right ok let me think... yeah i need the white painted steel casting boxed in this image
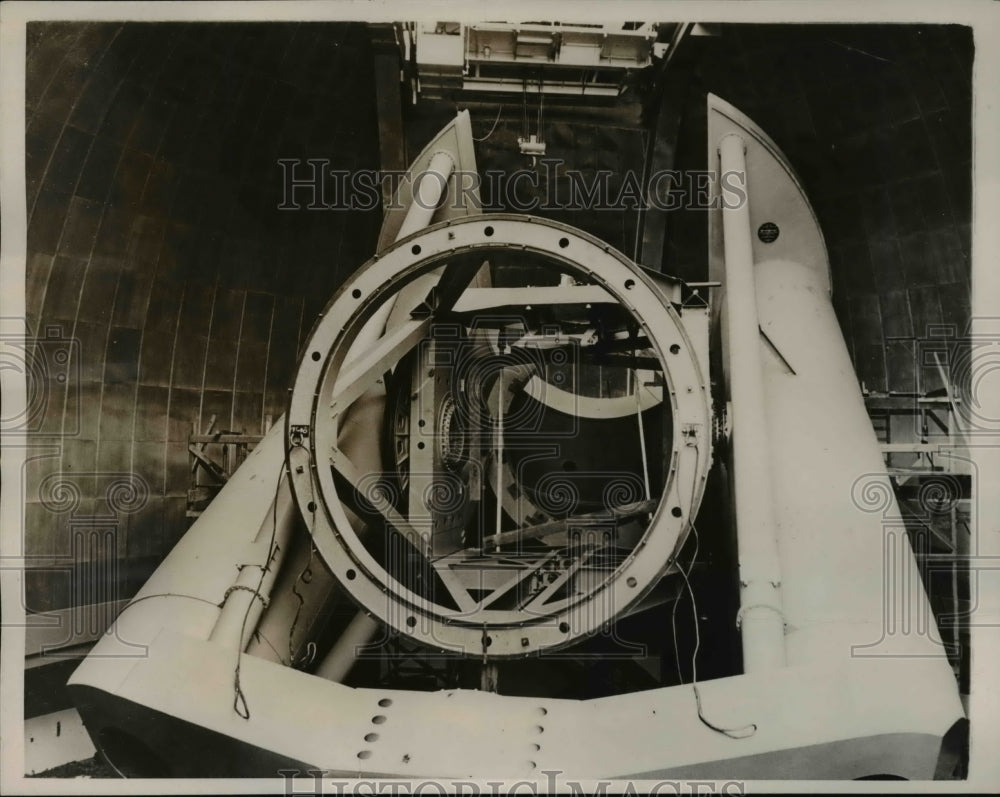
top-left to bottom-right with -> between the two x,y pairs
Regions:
65,103 -> 965,781
718,132 -> 787,672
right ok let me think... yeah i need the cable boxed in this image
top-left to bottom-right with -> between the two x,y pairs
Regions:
287,541 -> 315,667
287,437 -> 321,669
673,524 -> 757,739
671,441 -> 757,740
633,368 -> 651,500
116,592 -> 222,613
232,458 -> 286,720
473,104 -> 503,142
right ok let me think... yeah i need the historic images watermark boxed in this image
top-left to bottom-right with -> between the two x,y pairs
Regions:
0,320 -> 80,436
276,160 -> 748,214
279,770 -> 747,796
1,317 -> 151,655
21,471 -> 152,657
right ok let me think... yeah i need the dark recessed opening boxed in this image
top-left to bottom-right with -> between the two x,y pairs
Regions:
98,727 -> 172,778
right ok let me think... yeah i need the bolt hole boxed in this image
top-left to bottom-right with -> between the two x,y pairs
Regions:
411,244 -> 421,255
669,343 -> 681,355
624,279 -> 635,290
671,506 -> 683,518
559,622 -> 570,633
378,698 -> 393,707
418,419 -> 426,427
346,568 -> 356,580
365,733 -> 379,742
627,576 -> 637,587
372,715 -> 387,724
311,351 -> 321,361
351,288 -> 362,299
358,750 -> 372,760
484,226 -> 494,237
558,237 -> 569,248
307,501 -> 316,512
406,616 -> 417,627
417,441 -> 425,450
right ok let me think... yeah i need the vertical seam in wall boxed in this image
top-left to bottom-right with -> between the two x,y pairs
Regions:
120,27 -> 192,562
294,297 -> 305,364
126,27 -> 184,528
163,281 -> 186,490
259,295 -> 277,434
34,25 -> 124,450
88,27 -> 168,528
195,283 -> 219,434
36,26 -> 129,540
56,24 -> 145,495
229,291 -> 248,432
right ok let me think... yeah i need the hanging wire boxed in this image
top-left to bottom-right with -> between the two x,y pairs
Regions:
537,74 -> 544,137
116,592 -> 223,613
287,446 -> 321,668
287,539 -> 318,667
671,442 -> 758,739
232,459 -> 286,720
473,104 -> 503,142
633,128 -> 652,263
521,79 -> 529,141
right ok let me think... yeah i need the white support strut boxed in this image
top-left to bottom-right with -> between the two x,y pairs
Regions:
718,132 -> 787,671
317,150 -> 458,682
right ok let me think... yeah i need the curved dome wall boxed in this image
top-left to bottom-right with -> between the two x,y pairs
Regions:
24,22 -> 381,612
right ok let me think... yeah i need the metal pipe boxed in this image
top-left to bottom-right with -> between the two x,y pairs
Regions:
719,132 -> 787,671
382,150 -> 461,331
396,149 -> 456,239
210,477 -> 297,651
495,368 -> 504,550
341,151 -> 456,371
314,612 -> 381,682
634,369 -> 651,501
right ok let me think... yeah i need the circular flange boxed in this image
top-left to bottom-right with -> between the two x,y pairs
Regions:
286,214 -> 712,658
